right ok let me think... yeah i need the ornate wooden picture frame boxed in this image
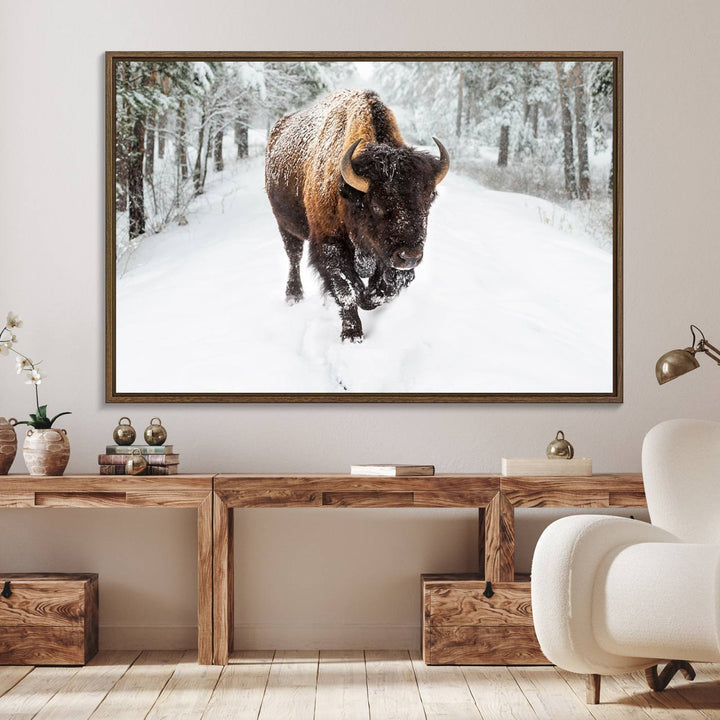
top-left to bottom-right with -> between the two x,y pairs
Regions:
106,51 -> 622,403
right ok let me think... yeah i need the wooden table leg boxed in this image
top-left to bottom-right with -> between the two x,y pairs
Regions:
197,493 -> 213,665
213,492 -> 234,665
484,492 -> 515,582
478,507 -> 486,577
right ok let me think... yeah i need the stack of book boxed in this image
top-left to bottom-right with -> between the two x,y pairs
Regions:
98,445 -> 180,475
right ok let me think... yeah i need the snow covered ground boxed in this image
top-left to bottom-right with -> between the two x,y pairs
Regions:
116,154 -> 613,394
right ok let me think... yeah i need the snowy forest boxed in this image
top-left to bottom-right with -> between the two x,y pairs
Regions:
114,59 -> 615,259
112,58 -> 617,395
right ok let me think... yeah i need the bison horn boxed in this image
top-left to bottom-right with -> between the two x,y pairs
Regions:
341,139 -> 370,194
433,137 -> 450,185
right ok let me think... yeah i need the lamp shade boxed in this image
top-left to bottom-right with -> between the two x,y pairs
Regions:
655,348 -> 700,384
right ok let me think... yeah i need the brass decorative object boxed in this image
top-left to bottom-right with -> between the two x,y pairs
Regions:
144,417 -> 167,446
656,325 -> 720,384
112,416 -> 136,445
546,430 -> 574,459
125,449 -> 147,475
0,418 -> 18,475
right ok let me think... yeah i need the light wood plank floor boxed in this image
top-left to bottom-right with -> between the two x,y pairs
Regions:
0,651 -> 717,720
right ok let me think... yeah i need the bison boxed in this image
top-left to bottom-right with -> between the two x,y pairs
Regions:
265,89 -> 449,342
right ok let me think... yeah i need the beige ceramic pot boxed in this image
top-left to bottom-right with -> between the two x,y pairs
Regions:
0,417 -> 18,475
22,428 -> 70,476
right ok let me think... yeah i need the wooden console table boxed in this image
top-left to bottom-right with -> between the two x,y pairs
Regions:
0,473 -> 647,666
0,475 -> 214,665
212,473 -> 646,665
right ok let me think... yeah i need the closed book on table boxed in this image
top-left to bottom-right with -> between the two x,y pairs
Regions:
98,464 -> 179,475
350,464 -> 435,477
147,466 -> 179,475
98,453 -> 179,466
501,458 -> 592,476
0,573 -> 98,665
105,445 -> 174,455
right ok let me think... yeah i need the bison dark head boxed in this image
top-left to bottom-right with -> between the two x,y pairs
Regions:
338,138 -> 449,270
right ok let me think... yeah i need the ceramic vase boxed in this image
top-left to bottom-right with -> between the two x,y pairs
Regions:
22,428 -> 70,476
0,417 -> 18,475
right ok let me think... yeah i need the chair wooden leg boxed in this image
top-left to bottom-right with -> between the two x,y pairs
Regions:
586,674 -> 601,704
645,661 -> 696,692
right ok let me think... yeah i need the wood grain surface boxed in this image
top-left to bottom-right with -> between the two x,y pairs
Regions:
409,649 -> 483,719
425,626 -> 546,665
0,477 -> 214,665
213,493 -> 234,665
216,474 -> 502,508
197,494 -> 213,666
0,580 -> 86,627
501,474 -> 645,507
0,627 -> 88,665
427,580 -> 534,627
0,574 -> 98,666
4,651 -> 718,718
483,492 -> 515,582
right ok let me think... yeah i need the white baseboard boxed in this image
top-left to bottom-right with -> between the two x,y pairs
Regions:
99,624 -> 421,650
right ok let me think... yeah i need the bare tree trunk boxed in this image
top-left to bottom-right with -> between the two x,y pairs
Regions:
572,63 -> 591,200
201,122 -> 212,190
556,63 -> 578,199
235,105 -> 249,159
128,114 -> 146,239
115,64 -> 129,212
177,101 -> 188,181
157,112 -> 167,159
497,125 -> 510,166
213,128 -> 224,171
116,111 -> 129,212
530,104 -> 539,138
523,62 -> 540,140
464,85 -> 472,128
456,70 -> 465,138
145,114 -> 155,179
193,108 -> 207,194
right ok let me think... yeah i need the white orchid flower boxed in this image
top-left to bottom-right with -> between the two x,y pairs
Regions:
0,342 -> 9,356
25,368 -> 46,385
6,312 -> 22,329
16,356 -> 33,373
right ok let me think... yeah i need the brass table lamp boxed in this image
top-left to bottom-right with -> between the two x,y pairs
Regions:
656,325 -> 720,384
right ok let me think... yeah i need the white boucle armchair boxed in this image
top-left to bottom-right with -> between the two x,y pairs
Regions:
531,418 -> 720,704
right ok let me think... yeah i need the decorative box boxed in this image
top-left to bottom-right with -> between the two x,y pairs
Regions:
422,573 -> 548,665
0,573 -> 99,665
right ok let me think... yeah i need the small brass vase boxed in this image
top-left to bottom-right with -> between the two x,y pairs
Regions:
546,430 -> 574,459
113,417 -> 136,446
144,417 -> 167,446
125,449 -> 147,475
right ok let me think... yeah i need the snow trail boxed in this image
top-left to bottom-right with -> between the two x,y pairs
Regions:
116,155 -> 612,394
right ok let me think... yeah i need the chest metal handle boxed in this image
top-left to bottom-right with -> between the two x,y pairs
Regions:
1,581 -> 11,599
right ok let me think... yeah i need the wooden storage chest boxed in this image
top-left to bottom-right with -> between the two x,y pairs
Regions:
422,573 -> 548,665
0,573 -> 98,665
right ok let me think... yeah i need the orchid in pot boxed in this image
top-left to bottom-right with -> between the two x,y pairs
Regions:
1,312 -> 72,475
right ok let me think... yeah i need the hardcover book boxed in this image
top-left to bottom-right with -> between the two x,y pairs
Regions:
98,453 -> 179,466
501,458 -> 592,476
105,445 -> 174,454
350,464 -> 435,477
98,464 -> 179,475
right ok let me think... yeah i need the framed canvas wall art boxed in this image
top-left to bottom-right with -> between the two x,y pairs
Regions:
106,51 -> 622,403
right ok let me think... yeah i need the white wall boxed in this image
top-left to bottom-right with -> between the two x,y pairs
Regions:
1,0 -> 719,649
